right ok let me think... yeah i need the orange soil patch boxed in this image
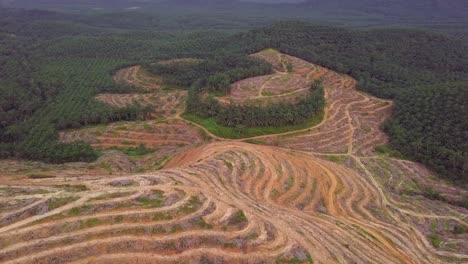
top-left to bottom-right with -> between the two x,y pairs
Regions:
2,52 -> 466,264
253,66 -> 392,156
60,120 -> 204,158
95,92 -> 185,119
1,142 -> 465,263
216,50 -> 326,106
0,151 -> 142,182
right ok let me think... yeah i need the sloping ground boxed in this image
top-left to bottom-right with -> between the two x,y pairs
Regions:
216,49 -> 327,106
97,65 -> 187,119
250,65 -> 392,156
60,65 -> 205,172
0,142 -> 466,263
0,151 -> 147,179
60,119 -> 204,154
1,51 -> 467,263
113,65 -> 162,91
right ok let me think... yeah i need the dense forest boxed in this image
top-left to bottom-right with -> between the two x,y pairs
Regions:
0,8 -> 467,181
3,0 -> 468,37
145,55 -> 272,89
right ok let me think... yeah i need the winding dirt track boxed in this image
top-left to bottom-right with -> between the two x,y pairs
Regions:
1,142 -> 466,263
1,50 -> 466,264
217,50 -> 325,106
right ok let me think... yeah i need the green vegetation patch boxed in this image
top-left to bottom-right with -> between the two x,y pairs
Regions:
27,174 -> 56,179
136,194 -> 164,208
325,155 -> 346,164
80,218 -> 102,229
48,196 -> 78,211
55,184 -> 89,192
182,111 -> 323,139
375,145 -> 405,159
110,144 -> 155,157
229,210 -> 248,226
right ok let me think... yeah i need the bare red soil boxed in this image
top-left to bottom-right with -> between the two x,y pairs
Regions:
217,50 -> 326,106
251,68 -> 392,156
1,50 -> 466,264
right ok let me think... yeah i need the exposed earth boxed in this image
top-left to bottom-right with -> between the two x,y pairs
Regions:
0,50 -> 466,264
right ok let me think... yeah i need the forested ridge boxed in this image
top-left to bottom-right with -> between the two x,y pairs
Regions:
0,9 -> 466,181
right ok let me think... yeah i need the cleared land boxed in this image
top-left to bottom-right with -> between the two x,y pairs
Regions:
98,65 -> 187,119
0,142 -> 466,263
216,49 -> 327,106
113,65 -> 162,91
60,119 -> 205,167
0,51 -> 466,264
251,66 -> 393,156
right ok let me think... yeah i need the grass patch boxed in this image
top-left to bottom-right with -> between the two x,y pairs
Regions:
429,233 -> 441,248
48,196 -> 77,210
196,217 -> 213,229
152,212 -> 173,221
67,207 -> 82,216
271,189 -> 280,198
182,111 -> 323,139
285,176 -> 294,190
80,218 -> 102,229
99,163 -> 112,173
90,192 -> 131,201
229,210 -> 247,225
137,196 -> 164,208
428,220 -> 442,248
375,145 -> 405,159
263,48 -> 279,55
154,156 -> 171,170
161,84 -> 185,91
111,144 -> 154,157
179,195 -> 202,213
27,174 -> 55,179
275,257 -> 302,264
421,186 -> 441,200
55,184 -> 89,192
325,155 -> 346,164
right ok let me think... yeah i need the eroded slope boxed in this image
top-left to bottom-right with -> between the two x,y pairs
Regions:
0,51 -> 466,264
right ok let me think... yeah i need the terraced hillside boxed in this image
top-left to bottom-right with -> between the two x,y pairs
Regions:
0,51 -> 466,264
250,64 -> 393,156
217,49 -> 327,106
0,142 -> 466,263
97,65 -> 187,119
